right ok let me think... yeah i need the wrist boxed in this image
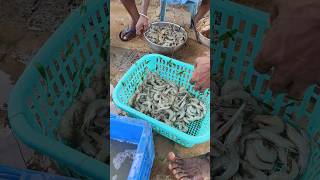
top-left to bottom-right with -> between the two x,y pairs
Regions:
140,10 -> 147,16
139,13 -> 149,20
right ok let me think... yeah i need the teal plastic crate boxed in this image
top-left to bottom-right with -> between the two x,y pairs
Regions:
8,0 -> 109,179
213,0 -> 320,179
112,54 -> 210,147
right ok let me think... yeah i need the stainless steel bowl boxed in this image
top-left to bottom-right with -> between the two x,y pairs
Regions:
198,31 -> 210,47
144,21 -> 188,55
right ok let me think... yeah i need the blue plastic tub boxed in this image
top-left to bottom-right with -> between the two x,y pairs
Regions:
0,165 -> 76,180
110,114 -> 155,180
112,54 -> 210,148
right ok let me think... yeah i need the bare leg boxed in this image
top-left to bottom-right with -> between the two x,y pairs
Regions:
120,0 -> 140,27
167,152 -> 210,180
194,0 -> 210,24
119,0 -> 140,40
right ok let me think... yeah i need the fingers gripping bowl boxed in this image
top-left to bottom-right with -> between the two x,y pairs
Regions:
144,22 -> 188,54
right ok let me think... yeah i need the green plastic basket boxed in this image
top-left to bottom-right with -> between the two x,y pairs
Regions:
112,54 -> 210,148
213,0 -> 320,179
8,0 -> 109,179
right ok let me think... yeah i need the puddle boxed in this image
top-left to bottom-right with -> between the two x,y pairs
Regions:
110,139 -> 137,180
0,70 -> 14,106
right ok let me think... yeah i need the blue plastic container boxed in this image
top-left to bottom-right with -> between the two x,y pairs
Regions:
0,165 -> 76,180
110,114 -> 155,180
112,54 -> 210,148
213,0 -> 320,179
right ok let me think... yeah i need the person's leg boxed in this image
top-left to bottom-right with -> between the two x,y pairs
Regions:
194,0 -> 210,24
167,152 -> 210,180
119,0 -> 140,40
120,0 -> 140,27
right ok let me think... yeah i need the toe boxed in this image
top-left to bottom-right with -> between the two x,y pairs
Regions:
168,152 -> 176,161
168,163 -> 180,170
167,152 -> 180,161
175,172 -> 189,180
168,152 -> 183,163
172,168 -> 184,175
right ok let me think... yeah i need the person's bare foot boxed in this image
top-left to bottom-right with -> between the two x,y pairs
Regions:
167,152 -> 210,180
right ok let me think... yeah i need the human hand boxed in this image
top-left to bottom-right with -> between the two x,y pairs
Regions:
136,16 -> 149,36
190,56 -> 210,92
254,0 -> 320,99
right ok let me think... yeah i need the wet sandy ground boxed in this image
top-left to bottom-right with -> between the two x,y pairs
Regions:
0,22 -> 53,172
0,23 -> 51,105
0,0 -> 76,175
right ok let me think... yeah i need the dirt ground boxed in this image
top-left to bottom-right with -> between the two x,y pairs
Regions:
0,0 -> 80,175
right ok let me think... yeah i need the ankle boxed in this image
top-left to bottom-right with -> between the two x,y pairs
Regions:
131,18 -> 139,28
130,21 -> 137,29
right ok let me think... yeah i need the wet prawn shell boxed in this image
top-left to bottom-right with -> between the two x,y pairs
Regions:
129,72 -> 207,133
144,22 -> 187,48
211,79 -> 310,179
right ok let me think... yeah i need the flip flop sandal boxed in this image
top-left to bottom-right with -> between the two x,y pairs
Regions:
119,27 -> 136,41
